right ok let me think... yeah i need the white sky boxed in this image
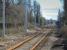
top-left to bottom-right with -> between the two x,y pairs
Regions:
36,0 -> 63,20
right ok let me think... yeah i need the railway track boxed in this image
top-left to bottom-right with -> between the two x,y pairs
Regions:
7,32 -> 50,50
7,33 -> 41,50
30,33 -> 48,50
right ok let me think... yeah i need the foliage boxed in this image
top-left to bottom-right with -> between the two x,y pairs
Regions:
39,16 -> 46,27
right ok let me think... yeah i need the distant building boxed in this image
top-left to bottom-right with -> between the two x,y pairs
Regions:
45,19 -> 56,28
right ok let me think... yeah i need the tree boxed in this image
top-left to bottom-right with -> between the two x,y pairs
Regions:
5,0 -> 25,34
0,0 -> 3,19
62,0 -> 67,25
39,16 -> 46,27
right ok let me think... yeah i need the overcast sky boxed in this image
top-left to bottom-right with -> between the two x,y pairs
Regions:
36,0 -> 63,20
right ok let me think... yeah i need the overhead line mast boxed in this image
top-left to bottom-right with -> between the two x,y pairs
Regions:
2,0 -> 5,37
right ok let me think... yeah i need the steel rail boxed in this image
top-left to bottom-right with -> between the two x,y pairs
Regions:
7,33 -> 40,50
30,33 -> 49,50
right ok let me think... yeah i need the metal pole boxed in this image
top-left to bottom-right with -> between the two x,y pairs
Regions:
2,0 -> 5,36
34,16 -> 36,29
33,7 -> 36,28
24,1 -> 28,33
